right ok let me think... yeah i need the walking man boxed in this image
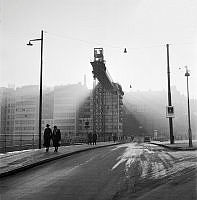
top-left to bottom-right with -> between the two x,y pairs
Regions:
43,124 -> 52,152
87,132 -> 92,145
52,126 -> 61,152
92,132 -> 97,145
112,133 -> 116,143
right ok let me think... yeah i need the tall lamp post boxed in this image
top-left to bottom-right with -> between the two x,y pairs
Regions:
27,30 -> 44,149
185,66 -> 193,147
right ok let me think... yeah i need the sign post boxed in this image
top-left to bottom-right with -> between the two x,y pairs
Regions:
166,106 -> 175,118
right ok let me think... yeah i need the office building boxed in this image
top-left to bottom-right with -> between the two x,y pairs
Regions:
53,83 -> 89,140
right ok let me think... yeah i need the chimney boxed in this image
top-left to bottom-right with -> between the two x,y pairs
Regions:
84,74 -> 87,87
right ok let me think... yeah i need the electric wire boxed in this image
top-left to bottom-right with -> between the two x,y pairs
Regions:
44,30 -> 197,51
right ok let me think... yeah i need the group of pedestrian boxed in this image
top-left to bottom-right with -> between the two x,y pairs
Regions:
87,132 -> 97,145
43,124 -> 61,152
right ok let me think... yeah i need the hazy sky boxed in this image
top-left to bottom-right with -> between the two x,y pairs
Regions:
1,0 -> 197,98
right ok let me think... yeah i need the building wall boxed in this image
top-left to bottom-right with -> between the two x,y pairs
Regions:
0,88 -> 6,136
77,82 -> 124,141
42,89 -> 54,131
14,86 -> 54,148
77,96 -> 92,139
104,89 -> 123,139
54,84 -> 89,140
14,86 -> 39,146
4,88 -> 15,146
0,87 -> 15,151
101,83 -> 123,140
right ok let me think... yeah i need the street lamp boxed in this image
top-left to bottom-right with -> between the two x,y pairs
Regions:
27,30 -> 44,149
184,66 -> 193,147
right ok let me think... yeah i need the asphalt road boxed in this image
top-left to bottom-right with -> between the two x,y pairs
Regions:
0,143 -> 197,200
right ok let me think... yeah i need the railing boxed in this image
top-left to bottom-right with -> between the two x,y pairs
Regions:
0,133 -> 128,153
0,134 -> 109,153
0,134 -> 39,153
0,134 -> 90,153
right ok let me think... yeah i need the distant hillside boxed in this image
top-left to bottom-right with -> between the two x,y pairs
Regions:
123,87 -> 197,140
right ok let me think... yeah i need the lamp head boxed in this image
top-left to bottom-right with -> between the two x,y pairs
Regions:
27,41 -> 33,46
184,66 -> 190,76
185,70 -> 190,77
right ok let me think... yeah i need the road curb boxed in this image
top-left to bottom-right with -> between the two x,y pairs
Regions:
0,142 -> 121,178
150,142 -> 197,151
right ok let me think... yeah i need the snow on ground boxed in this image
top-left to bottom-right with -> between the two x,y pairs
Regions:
111,143 -> 197,191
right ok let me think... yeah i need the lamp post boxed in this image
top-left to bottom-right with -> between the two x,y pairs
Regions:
185,66 -> 193,147
27,30 -> 43,149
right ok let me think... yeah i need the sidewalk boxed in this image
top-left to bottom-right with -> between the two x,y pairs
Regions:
0,141 -> 119,178
150,140 -> 197,151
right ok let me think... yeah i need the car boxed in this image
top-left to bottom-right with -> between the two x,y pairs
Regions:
144,136 -> 151,142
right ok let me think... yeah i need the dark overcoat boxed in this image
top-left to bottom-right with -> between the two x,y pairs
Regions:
87,132 -> 92,144
52,129 -> 61,147
43,127 -> 52,147
92,133 -> 97,142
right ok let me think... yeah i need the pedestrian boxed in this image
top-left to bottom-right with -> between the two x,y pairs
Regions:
92,132 -> 97,145
112,133 -> 116,143
43,124 -> 52,152
52,125 -> 61,152
87,132 -> 92,145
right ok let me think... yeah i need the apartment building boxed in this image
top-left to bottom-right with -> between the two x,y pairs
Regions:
42,88 -> 54,130
77,95 -> 92,139
53,83 -> 89,140
0,87 -> 15,151
14,86 -> 39,147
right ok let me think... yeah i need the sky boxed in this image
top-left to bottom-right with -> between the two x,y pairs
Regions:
0,0 -> 197,99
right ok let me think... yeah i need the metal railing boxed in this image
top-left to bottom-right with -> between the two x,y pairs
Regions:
0,134 -> 89,153
0,134 -> 39,153
0,133 -> 128,153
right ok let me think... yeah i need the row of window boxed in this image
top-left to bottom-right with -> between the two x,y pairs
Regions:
15,108 -> 36,112
57,126 -> 75,131
15,120 -> 35,125
54,119 -> 75,124
15,127 -> 35,131
15,102 -> 37,106
54,112 -> 75,118
15,114 -> 35,118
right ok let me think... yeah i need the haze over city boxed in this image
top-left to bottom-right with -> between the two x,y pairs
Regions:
1,0 -> 197,99
1,1 -> 197,200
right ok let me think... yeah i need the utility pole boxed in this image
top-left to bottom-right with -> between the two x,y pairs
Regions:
166,44 -> 174,144
185,67 -> 193,147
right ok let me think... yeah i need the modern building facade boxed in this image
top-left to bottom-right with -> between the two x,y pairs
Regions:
14,86 -> 39,148
0,87 -> 15,152
77,95 -> 92,139
42,88 -> 54,131
53,84 -> 89,141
